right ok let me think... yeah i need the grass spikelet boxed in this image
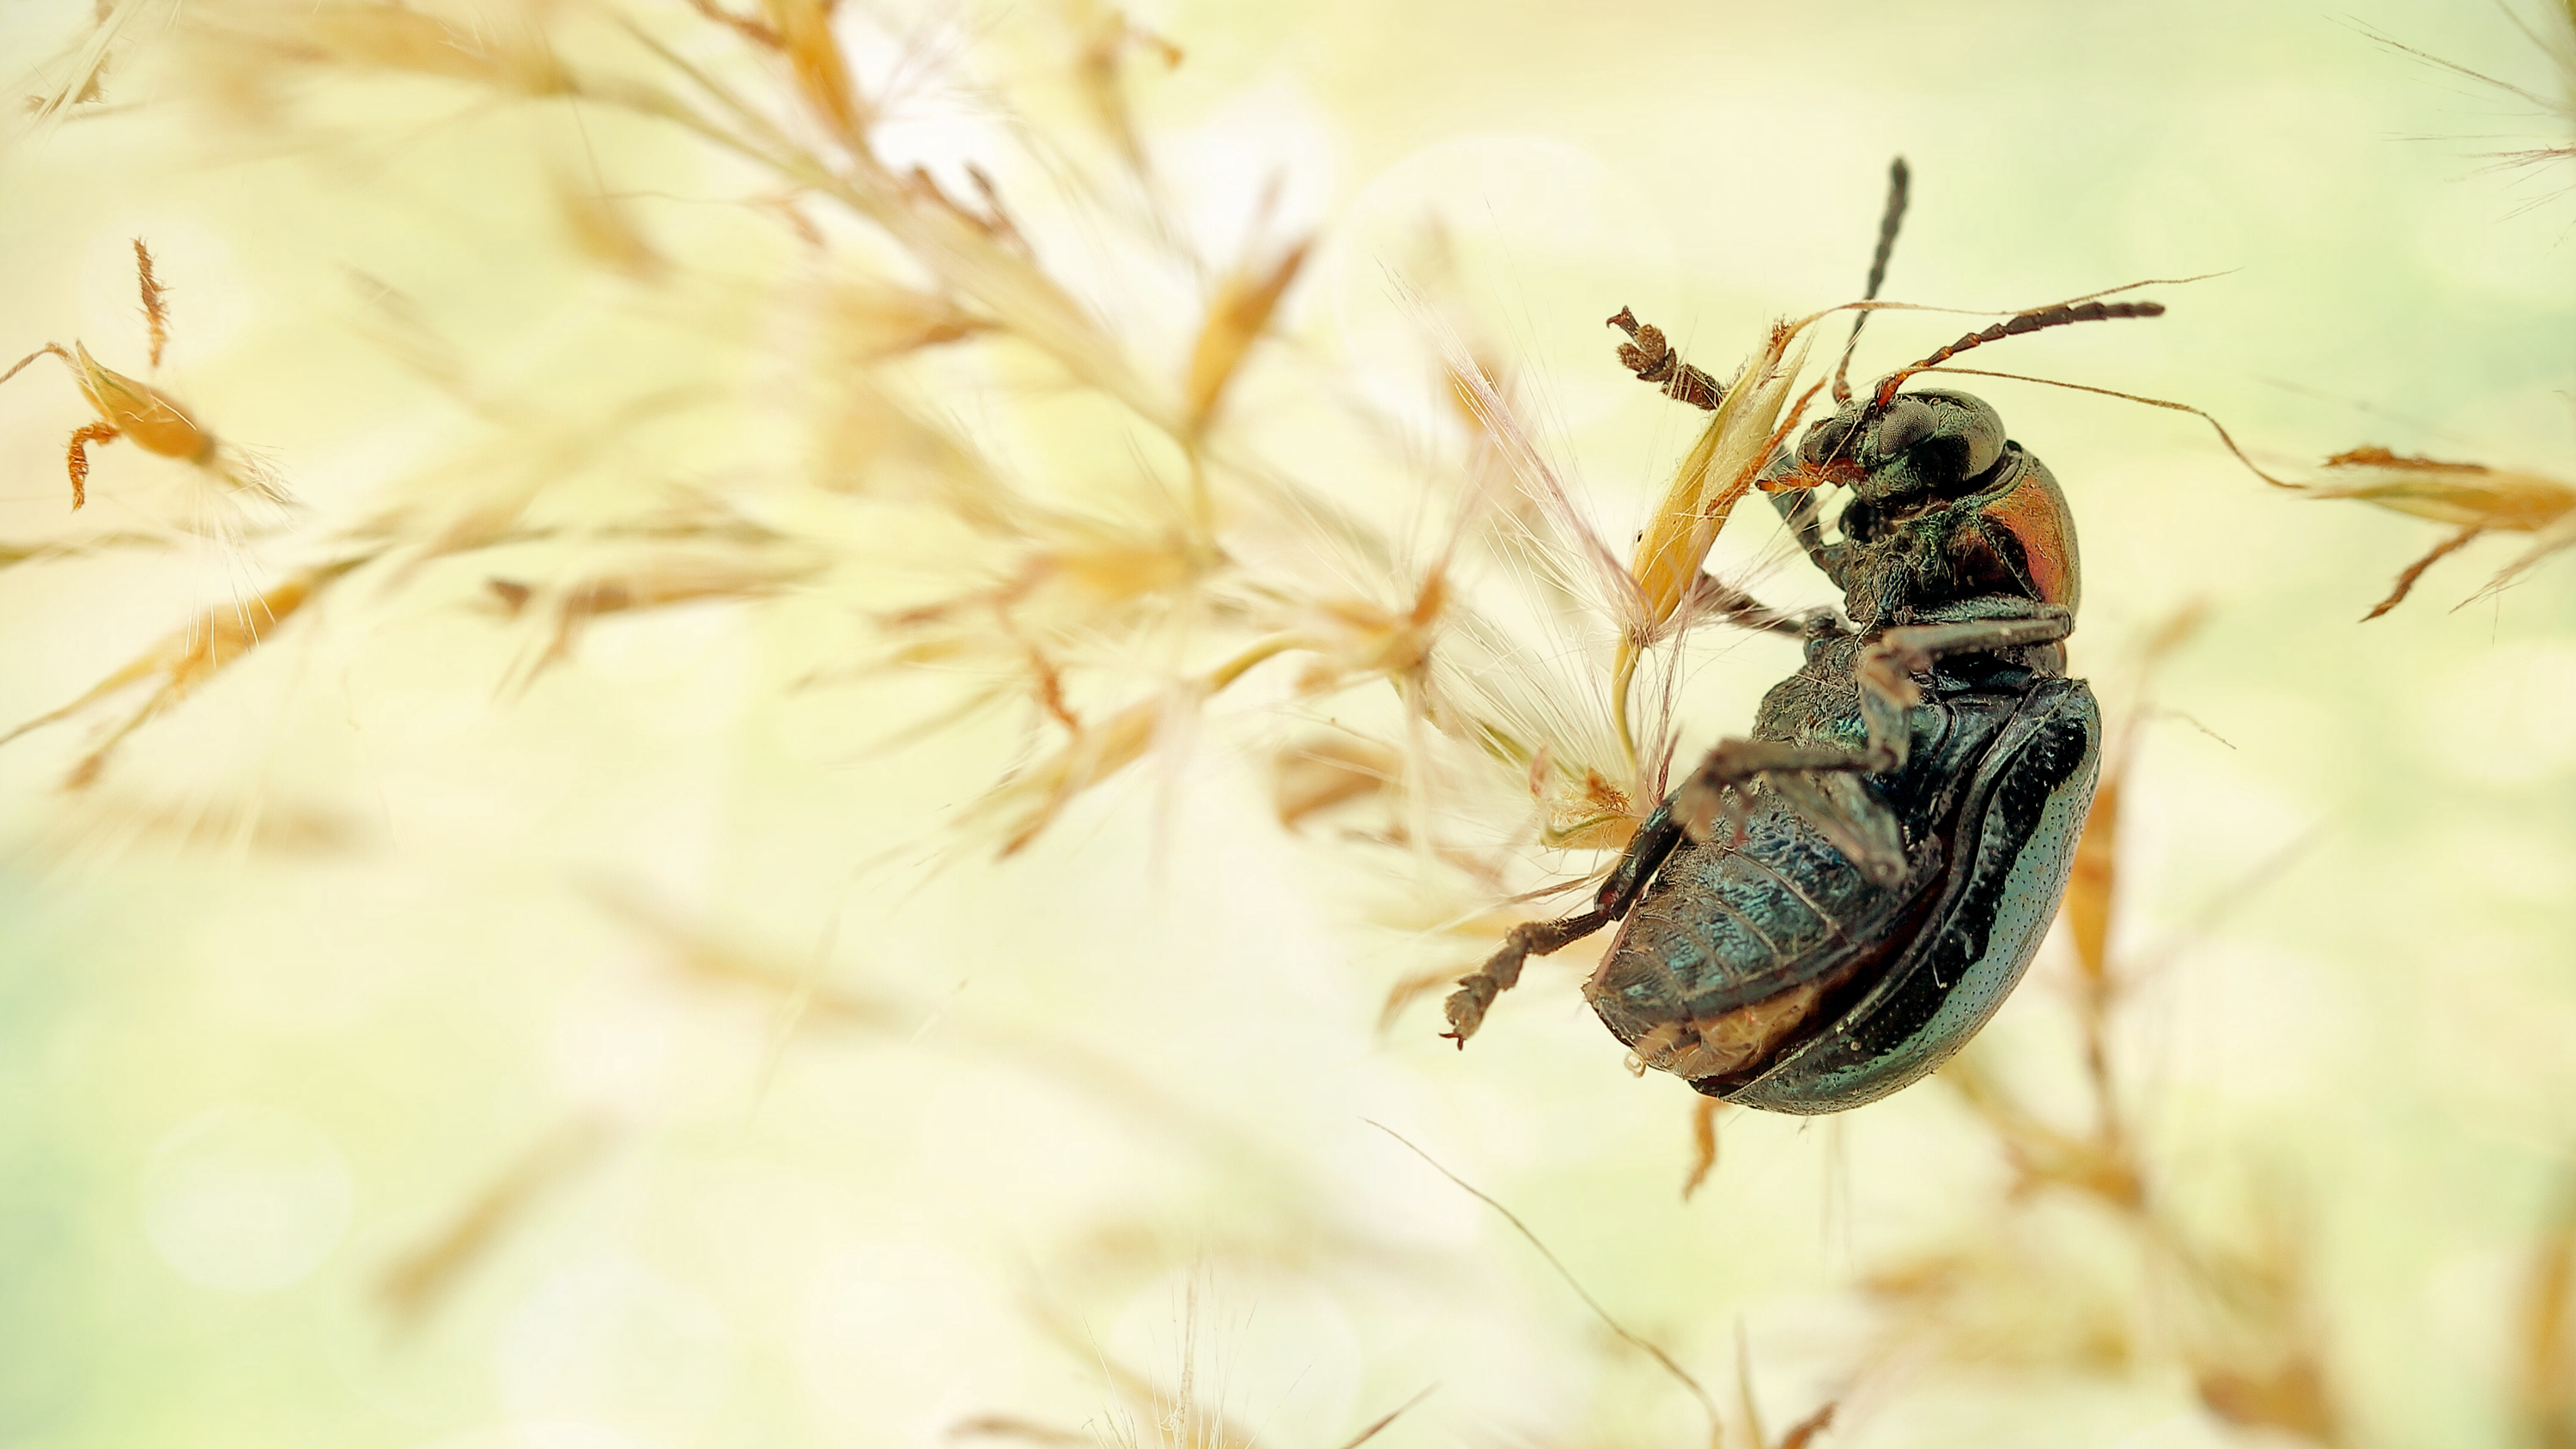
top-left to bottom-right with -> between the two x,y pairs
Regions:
1271,735 -> 1397,829
2514,1167 -> 2576,1448
67,343 -> 213,465
134,239 -> 170,368
1184,238 -> 1310,434
1615,317 -> 1819,760
986,635 -> 1300,856
1681,1096 -> 1724,1201
2293,446 -> 2576,616
1,561 -> 357,789
1625,319 -> 1814,646
0,243 -> 292,512
246,2 -> 575,96
1066,0 -> 1184,180
819,280 -> 991,363
586,882 -> 886,1018
53,791 -> 359,859
376,1119 -> 613,1331
547,165 -> 665,278
20,0 -> 165,118
484,545 -> 824,684
768,0 -> 868,142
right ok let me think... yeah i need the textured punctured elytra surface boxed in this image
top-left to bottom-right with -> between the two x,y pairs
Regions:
1720,683 -> 2100,1113
1587,671 -> 2099,1111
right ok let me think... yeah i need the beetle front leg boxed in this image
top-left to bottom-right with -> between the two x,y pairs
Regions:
1767,488 -> 1840,582
1696,577 -> 1814,638
1673,610 -> 2076,877
1443,802 -> 1686,1046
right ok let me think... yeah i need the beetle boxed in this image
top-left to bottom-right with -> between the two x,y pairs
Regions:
1439,168 -> 2157,1113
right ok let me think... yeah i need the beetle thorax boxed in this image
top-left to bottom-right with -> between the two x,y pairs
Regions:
1779,389 -> 2082,627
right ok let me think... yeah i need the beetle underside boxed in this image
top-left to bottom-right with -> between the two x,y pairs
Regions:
1583,815 -> 1926,1096
1610,957 -> 1857,1084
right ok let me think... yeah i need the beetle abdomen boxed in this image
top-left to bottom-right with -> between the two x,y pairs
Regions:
1583,794 -> 1941,1077
1718,677 -> 2101,1112
1582,678 -> 2099,1100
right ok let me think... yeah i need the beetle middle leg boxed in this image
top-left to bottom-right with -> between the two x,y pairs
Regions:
1674,610 -> 2075,878
1443,802 -> 1687,1046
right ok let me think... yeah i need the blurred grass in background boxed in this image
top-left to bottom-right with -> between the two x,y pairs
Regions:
0,2 -> 2572,1446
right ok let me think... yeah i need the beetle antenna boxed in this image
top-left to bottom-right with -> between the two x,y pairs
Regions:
1904,362 -> 2293,488
1830,155 -> 1909,405
1869,300 -> 2166,409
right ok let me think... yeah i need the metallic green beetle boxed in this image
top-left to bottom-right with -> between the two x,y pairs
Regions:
1443,379 -> 2104,1113
1438,160 -> 2148,1111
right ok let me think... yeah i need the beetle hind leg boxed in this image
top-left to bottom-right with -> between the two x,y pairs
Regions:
1443,907 -> 1614,1046
1444,801 -> 1686,1046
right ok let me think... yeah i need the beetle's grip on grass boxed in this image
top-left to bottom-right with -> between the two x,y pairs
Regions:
1443,908 -> 1614,1046
1443,807 -> 1686,1046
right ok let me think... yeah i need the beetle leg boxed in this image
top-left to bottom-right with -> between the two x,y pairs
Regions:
1443,801 -> 1686,1046
1594,798 -> 1686,916
1764,767 -> 1907,885
1673,610 -> 2076,882
1768,488 -> 1838,579
1694,577 -> 1809,637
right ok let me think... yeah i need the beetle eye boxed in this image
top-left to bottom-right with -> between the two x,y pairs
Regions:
1953,409 -> 2006,480
1868,397 -> 1936,460
1870,395 -> 2007,487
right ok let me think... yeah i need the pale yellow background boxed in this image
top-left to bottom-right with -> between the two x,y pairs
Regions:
0,2 -> 2571,1447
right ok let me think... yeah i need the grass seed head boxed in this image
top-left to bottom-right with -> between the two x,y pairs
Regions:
70,343 -> 214,463
1,562 -> 355,790
267,3 -> 576,95
1625,319 -> 1815,641
2300,446 -> 2576,615
1184,239 -> 1310,434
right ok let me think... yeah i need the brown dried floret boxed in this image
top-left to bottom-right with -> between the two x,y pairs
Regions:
0,560 -> 360,789
1272,736 -> 1397,829
2300,446 -> 2576,618
376,1119 -> 613,1331
486,546 -> 823,682
1184,237 -> 1310,433
0,242 -> 289,512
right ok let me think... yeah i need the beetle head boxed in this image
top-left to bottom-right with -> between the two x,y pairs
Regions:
1777,388 -> 2081,618
1801,389 -> 2006,507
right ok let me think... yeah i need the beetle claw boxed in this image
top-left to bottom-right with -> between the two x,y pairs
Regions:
1443,908 -> 1618,1046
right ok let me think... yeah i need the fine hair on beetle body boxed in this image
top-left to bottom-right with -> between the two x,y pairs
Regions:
1443,158 -> 2173,1115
